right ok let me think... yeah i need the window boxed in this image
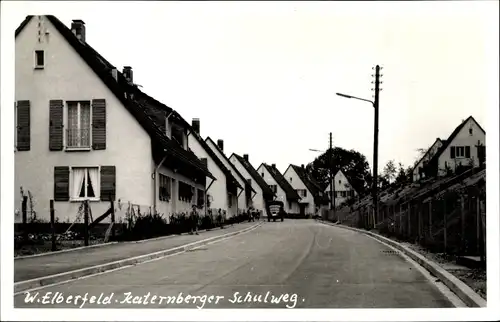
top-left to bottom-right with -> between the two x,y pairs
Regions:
469,128 -> 473,135
339,180 -> 341,184
171,124 -> 184,148
70,167 -> 99,200
35,50 -> 44,68
269,184 -> 278,194
450,146 -> 470,158
261,172 -> 264,178
197,189 -> 205,208
228,193 -> 233,208
296,189 -> 307,197
67,101 -> 91,148
159,174 -> 171,202
178,181 -> 194,202
289,177 -> 292,182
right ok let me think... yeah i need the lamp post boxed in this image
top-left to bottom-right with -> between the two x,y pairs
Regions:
336,65 -> 381,228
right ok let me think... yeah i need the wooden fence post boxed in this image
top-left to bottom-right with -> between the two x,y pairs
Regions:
443,197 -> 447,253
418,203 -> 422,241
476,196 -> 482,260
407,205 -> 411,239
111,197 -> 115,239
22,196 -> 28,240
50,200 -> 56,251
84,200 -> 89,246
460,195 -> 465,254
428,200 -> 433,239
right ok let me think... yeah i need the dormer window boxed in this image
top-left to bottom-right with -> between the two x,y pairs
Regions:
35,50 -> 44,69
171,124 -> 184,148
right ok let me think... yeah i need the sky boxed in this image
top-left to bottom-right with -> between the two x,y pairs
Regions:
2,1 -> 499,174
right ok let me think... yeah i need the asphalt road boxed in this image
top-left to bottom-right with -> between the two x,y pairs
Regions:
15,220 -> 458,308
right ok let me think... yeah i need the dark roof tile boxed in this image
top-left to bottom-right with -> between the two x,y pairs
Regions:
262,164 -> 301,201
231,154 -> 275,199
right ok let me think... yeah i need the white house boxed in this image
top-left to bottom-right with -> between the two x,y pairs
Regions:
14,15 -> 214,224
257,163 -> 301,215
424,116 -> 486,178
205,138 -> 255,215
324,170 -> 358,208
229,153 -> 276,214
187,119 -> 243,218
412,138 -> 444,182
283,164 -> 329,216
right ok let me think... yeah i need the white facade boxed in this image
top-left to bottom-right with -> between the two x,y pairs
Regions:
436,118 -> 485,177
229,155 -> 266,214
324,170 -> 358,208
14,16 -> 203,223
412,139 -> 443,182
188,135 -> 229,214
257,164 -> 299,214
205,139 -> 243,216
283,166 -> 316,215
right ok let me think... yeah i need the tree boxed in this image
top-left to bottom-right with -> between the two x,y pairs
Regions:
395,162 -> 413,185
305,147 -> 371,197
382,160 -> 397,184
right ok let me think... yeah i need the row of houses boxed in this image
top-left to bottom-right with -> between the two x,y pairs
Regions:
340,115 -> 486,227
14,15 -> 360,223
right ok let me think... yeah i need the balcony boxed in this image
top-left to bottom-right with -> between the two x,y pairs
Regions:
66,128 -> 91,150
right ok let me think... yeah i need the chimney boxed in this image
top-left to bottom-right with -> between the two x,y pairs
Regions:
123,66 -> 133,83
272,164 -> 276,169
217,139 -> 224,151
71,20 -> 86,42
301,164 -> 304,169
243,154 -> 249,162
192,118 -> 200,135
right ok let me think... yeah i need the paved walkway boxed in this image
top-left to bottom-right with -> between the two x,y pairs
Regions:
15,221 -> 258,282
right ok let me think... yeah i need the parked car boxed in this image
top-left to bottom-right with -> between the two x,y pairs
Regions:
266,201 -> 285,222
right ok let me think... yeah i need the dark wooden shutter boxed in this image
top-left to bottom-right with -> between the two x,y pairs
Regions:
54,166 -> 69,201
465,146 -> 471,158
100,166 -> 116,201
92,99 -> 106,150
49,100 -> 64,151
16,100 -> 31,151
450,146 -> 455,159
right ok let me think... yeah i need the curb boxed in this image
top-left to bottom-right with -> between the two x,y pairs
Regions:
14,222 -> 263,294
15,221 -> 259,260
317,220 -> 487,308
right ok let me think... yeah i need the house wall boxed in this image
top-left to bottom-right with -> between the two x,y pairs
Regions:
412,140 -> 443,182
14,16 -> 199,224
324,171 -> 358,208
187,136 -> 228,213
257,165 -> 299,214
229,156 -> 267,214
437,119 -> 486,177
283,167 -> 315,215
205,139 -> 241,217
155,165 -> 205,220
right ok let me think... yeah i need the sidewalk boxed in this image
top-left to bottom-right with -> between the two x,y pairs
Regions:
15,221 -> 259,282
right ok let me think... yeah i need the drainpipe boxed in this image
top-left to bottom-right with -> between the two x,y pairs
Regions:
237,186 -> 245,214
205,177 -> 215,216
152,149 -> 168,213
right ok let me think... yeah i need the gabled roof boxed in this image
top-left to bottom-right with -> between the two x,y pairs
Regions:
189,132 -> 242,193
205,137 -> 256,194
16,15 -> 213,180
289,164 -> 329,205
231,153 -> 275,199
260,163 -> 301,201
428,116 -> 485,168
411,138 -> 444,173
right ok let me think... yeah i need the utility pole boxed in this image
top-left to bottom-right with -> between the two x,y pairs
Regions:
329,132 -> 335,213
372,65 -> 381,228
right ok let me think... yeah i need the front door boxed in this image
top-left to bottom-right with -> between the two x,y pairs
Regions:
299,204 -> 306,216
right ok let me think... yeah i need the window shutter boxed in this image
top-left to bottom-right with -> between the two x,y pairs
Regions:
49,100 -> 64,151
100,165 -> 116,201
54,166 -> 69,201
16,100 -> 31,151
92,99 -> 106,150
465,146 -> 470,158
450,146 -> 455,159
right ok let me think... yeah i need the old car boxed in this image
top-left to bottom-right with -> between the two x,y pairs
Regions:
266,200 -> 285,222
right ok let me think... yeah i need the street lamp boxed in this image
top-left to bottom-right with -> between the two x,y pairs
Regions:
336,65 -> 381,229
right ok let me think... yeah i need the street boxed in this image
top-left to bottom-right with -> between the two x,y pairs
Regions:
15,220 -> 457,308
